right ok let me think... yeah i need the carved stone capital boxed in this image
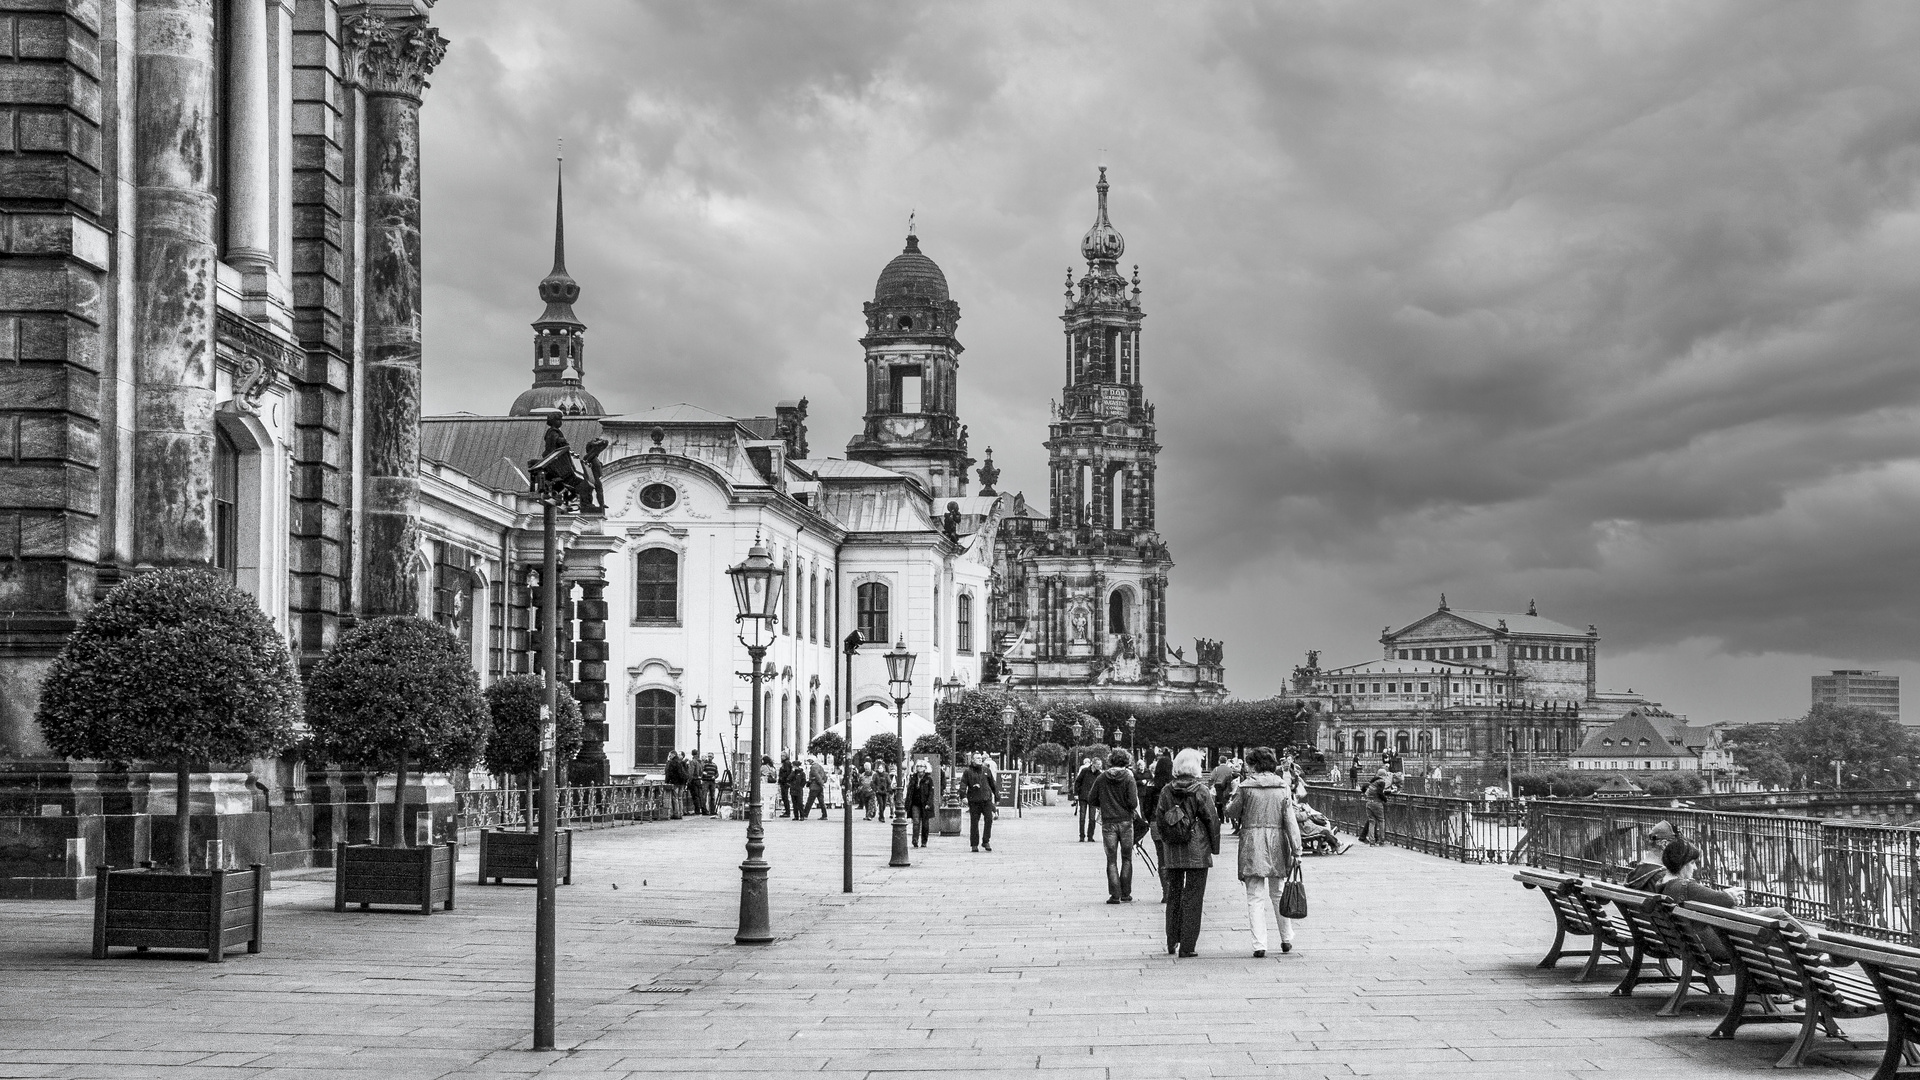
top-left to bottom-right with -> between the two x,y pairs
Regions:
342,14 -> 448,101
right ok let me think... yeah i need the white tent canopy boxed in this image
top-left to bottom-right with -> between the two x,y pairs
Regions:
817,703 -> 939,748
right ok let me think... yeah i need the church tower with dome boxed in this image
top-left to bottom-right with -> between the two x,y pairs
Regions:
844,227 -> 973,497
510,159 -> 605,417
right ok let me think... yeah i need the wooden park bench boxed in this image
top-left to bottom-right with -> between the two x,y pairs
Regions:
1675,902 -> 1885,1069
1580,880 -> 1730,1015
1816,931 -> 1920,1080
1514,869 -> 1626,978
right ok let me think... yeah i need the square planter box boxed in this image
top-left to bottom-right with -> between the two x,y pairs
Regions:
92,864 -> 265,962
476,828 -> 572,886
936,805 -> 963,837
334,842 -> 456,914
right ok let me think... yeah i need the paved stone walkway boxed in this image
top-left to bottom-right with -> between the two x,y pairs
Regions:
0,803 -> 1890,1078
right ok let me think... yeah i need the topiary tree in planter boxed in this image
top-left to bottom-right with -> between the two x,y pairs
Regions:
36,568 -> 301,959
305,617 -> 487,913
482,674 -> 583,821
38,568 -> 302,873
808,731 -> 848,763
475,675 -> 582,886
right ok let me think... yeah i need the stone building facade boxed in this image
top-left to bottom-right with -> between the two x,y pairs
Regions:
0,0 -> 450,896
1303,599 -> 1677,786
988,170 -> 1226,708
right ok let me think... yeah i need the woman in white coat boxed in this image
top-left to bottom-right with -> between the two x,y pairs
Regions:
1226,745 -> 1302,957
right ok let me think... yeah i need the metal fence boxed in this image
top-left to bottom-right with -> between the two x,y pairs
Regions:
1823,822 -> 1920,942
1524,800 -> 1828,920
1305,785 -> 1529,863
455,783 -> 685,835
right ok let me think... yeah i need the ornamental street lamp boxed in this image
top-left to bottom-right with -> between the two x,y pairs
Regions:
936,675 -> 963,805
728,705 -> 744,811
841,629 -> 862,895
883,637 -> 915,868
727,536 -> 784,945
1126,715 -> 1138,758
1091,720 -> 1106,745
691,696 -> 707,758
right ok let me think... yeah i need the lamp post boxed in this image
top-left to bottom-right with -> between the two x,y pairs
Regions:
841,630 -> 862,895
1126,715 -> 1137,759
691,696 -> 706,758
729,705 -> 744,812
1041,713 -> 1054,784
1000,702 -> 1018,818
883,636 -> 915,868
936,676 -> 963,804
727,536 -> 784,945
522,409 -> 571,1050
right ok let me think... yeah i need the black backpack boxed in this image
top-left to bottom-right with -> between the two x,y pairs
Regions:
1159,787 -> 1198,845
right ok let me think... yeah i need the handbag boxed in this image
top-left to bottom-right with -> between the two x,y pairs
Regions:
1279,864 -> 1308,920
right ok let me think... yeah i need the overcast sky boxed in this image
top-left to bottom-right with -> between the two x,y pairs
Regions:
420,1 -> 1920,724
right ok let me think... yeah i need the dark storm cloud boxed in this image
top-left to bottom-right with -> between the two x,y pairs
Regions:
422,1 -> 1920,716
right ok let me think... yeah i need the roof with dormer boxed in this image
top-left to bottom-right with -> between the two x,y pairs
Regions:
1571,710 -> 1698,759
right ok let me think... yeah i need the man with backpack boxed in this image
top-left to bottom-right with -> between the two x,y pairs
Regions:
961,753 -> 998,851
699,754 -> 720,815
1360,767 -> 1393,845
1090,748 -> 1141,903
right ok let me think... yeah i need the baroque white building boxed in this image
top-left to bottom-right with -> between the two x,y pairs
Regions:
416,176 -> 998,780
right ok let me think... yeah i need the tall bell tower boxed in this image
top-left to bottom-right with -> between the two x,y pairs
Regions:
845,227 -> 973,497
1029,168 -> 1173,673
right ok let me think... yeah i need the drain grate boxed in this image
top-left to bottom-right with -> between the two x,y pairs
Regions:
636,917 -> 697,926
632,985 -> 693,994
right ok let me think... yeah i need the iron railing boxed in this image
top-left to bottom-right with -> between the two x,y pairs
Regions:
455,783 -> 686,835
1305,784 -> 1529,863
1822,822 -> 1920,942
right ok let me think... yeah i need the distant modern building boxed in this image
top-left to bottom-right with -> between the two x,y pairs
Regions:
1813,670 -> 1899,723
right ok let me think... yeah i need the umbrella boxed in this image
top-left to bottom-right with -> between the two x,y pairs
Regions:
819,703 -> 940,749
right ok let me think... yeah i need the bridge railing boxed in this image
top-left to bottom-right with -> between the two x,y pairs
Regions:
1305,784 -> 1529,863
455,783 -> 684,836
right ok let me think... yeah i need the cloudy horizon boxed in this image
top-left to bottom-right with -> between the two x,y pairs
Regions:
419,1 -> 1920,725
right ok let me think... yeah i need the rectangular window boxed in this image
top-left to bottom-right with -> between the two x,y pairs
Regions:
1474,684 -> 1482,694
857,582 -> 889,646
933,584 -> 940,646
781,557 -> 791,635
809,571 -> 819,642
1419,682 -> 1430,693
891,366 -> 924,414
634,548 -> 679,623
957,594 -> 973,654
1372,683 -> 1381,694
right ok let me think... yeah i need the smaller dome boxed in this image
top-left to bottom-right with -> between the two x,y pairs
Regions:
1080,166 -> 1125,263
510,382 -> 604,417
874,235 -> 949,302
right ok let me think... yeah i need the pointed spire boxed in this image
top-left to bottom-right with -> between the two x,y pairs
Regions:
1095,165 -> 1110,225
550,145 -> 568,278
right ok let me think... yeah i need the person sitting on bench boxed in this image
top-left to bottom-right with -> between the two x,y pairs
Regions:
1624,820 -> 1674,890
1659,837 -> 1810,960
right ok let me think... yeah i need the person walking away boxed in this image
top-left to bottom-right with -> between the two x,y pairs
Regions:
854,763 -> 874,820
962,753 -> 998,851
905,759 -> 937,847
1073,758 -> 1100,842
1360,768 -> 1392,845
777,754 -> 795,819
685,754 -> 707,819
804,755 -> 829,819
1155,749 -> 1221,957
786,758 -> 808,822
1208,756 -> 1236,824
873,764 -> 893,821
1228,746 -> 1302,957
1090,749 -> 1140,903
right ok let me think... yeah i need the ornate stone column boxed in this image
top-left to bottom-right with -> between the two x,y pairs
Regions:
343,9 -> 447,616
133,0 -> 219,568
564,531 -> 618,784
223,0 -> 274,277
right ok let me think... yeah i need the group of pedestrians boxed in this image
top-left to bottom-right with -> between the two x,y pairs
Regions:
664,751 -> 722,816
772,753 -> 831,820
1070,745 -> 1309,959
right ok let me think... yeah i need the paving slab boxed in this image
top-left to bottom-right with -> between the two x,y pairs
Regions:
0,803 -> 1893,1077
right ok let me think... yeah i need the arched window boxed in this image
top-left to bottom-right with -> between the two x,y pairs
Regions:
956,593 -> 973,654
1334,733 -> 1346,755
634,548 -> 678,623
1079,463 -> 1094,525
857,582 -> 889,645
809,570 -> 818,641
1395,730 -> 1410,753
1533,729 -> 1545,752
213,426 -> 240,581
1417,731 -> 1432,754
633,689 -> 676,767
1108,589 -> 1129,636
808,697 -> 818,741
1373,731 -> 1388,753
781,556 -> 791,635
933,584 -> 940,646
1555,729 -> 1566,751
781,693 -> 791,753
823,695 -> 832,725
1111,469 -> 1125,529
